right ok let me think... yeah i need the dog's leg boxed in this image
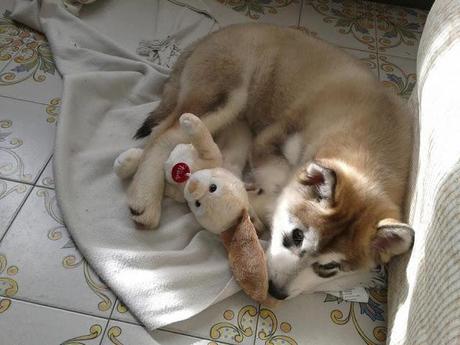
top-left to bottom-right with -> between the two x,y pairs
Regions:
127,87 -> 248,228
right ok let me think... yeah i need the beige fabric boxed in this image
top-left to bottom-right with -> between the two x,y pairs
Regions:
387,1 -> 460,344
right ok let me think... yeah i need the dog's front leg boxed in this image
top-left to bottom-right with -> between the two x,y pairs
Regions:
128,126 -> 186,228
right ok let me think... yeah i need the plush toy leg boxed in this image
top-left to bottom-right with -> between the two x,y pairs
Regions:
127,127 -> 188,227
179,113 -> 222,165
114,148 -> 143,179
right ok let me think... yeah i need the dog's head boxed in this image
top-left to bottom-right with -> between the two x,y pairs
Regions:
267,160 -> 414,300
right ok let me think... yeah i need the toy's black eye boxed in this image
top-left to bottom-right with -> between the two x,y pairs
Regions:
195,200 -> 201,207
209,184 -> 217,193
292,228 -> 304,247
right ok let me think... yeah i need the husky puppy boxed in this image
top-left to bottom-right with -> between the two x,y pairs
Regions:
129,24 -> 414,300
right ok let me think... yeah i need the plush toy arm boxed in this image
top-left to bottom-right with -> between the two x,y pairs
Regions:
114,148 -> 143,179
180,113 -> 222,165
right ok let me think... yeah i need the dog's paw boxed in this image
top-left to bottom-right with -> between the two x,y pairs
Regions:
114,148 -> 143,179
179,113 -> 202,136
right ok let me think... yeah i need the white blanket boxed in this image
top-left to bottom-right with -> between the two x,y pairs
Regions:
11,0 -> 249,331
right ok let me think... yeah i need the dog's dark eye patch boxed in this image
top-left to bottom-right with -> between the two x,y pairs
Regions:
312,262 -> 340,278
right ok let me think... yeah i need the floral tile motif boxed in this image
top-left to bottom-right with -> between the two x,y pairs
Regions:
36,156 -> 55,189
301,0 -> 377,51
102,321 -> 225,345
0,187 -> 116,317
343,48 -> 378,77
164,291 -> 257,345
0,14 -> 62,104
378,54 -> 416,99
0,298 -> 106,345
374,3 -> 426,58
0,97 -> 55,183
0,179 -> 30,238
111,299 -> 140,325
254,290 -> 386,345
217,0 -> 301,26
322,289 -> 387,345
0,253 -> 19,314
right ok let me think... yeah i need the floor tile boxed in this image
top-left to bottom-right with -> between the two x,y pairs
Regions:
0,179 -> 30,239
300,0 -> 377,51
0,27 -> 63,104
374,3 -> 426,58
0,96 -> 56,183
378,54 -> 416,99
254,290 -> 387,345
0,298 -> 107,345
342,48 -> 378,77
218,0 -> 301,26
36,156 -> 54,188
163,292 -> 258,345
0,187 -> 117,318
102,321 -> 227,345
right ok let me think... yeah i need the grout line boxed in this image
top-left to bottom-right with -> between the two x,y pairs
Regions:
33,154 -> 53,187
0,94 -> 54,107
0,176 -> 34,187
297,0 -> 304,27
0,183 -> 33,243
158,328 -> 236,345
252,304 -> 261,345
5,295 -> 111,321
98,319 -> 111,345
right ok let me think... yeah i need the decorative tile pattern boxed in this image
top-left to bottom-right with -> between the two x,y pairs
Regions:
0,179 -> 30,238
0,298 -> 106,345
0,187 -> 116,317
375,3 -> 426,58
378,54 -> 416,99
301,0 -> 377,51
218,0 -> 301,25
102,321 -> 226,345
0,253 -> 19,313
0,97 -> 55,183
254,290 -> 387,345
0,14 -> 62,104
165,291 -> 258,345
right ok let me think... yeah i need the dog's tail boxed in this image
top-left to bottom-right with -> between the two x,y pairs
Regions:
133,108 -> 168,139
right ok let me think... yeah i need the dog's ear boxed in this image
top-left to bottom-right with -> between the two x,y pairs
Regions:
297,161 -> 336,203
372,219 -> 415,263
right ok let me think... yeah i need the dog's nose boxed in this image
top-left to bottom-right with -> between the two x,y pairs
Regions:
268,280 -> 288,300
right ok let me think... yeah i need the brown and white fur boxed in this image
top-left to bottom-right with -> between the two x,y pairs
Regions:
129,24 -> 414,300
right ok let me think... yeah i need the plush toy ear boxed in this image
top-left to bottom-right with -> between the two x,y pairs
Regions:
221,210 -> 269,303
297,161 -> 336,203
372,219 -> 415,263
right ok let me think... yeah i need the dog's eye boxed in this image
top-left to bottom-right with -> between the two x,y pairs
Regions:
209,184 -> 217,193
195,200 -> 201,207
319,262 -> 340,270
292,228 -> 304,246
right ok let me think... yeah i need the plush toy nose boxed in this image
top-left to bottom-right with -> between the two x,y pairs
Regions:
186,178 -> 206,200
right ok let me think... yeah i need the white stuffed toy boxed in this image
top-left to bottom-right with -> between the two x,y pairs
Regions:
114,113 -> 270,303
114,113 -> 262,233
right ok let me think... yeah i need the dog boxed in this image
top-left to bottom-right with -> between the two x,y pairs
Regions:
129,23 -> 414,300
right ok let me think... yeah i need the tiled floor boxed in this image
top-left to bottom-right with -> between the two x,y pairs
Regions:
0,1 -> 425,344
